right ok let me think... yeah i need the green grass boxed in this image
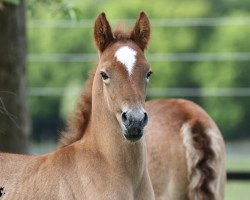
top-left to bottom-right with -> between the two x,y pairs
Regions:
227,159 -> 250,171
225,157 -> 250,200
225,181 -> 250,200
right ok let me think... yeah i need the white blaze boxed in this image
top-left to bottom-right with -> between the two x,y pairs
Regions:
115,46 -> 137,76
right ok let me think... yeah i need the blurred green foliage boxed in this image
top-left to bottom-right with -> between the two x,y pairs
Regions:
0,0 -> 19,5
27,0 -> 250,141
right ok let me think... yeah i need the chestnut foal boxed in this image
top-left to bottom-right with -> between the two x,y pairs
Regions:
61,13 -> 226,200
0,13 -> 154,200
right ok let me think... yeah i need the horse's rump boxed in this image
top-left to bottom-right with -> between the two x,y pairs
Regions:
146,99 -> 226,200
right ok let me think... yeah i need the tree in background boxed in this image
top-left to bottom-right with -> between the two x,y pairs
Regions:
0,0 -> 29,153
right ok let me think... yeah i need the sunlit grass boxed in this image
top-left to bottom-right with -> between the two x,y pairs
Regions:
226,181 -> 250,200
226,156 -> 250,200
227,159 -> 250,171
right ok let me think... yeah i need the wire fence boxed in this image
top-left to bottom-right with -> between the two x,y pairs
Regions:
28,17 -> 250,28
28,52 -> 250,63
28,87 -> 250,97
27,17 -> 250,97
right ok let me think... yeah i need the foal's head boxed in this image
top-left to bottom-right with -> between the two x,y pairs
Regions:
93,12 -> 152,142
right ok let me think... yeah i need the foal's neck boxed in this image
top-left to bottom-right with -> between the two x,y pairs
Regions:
82,83 -> 146,178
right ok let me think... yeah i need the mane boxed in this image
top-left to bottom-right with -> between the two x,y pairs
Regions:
59,24 -> 132,148
58,66 -> 96,147
113,22 -> 130,40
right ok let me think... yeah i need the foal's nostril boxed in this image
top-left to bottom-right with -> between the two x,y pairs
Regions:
143,112 -> 148,125
122,112 -> 127,122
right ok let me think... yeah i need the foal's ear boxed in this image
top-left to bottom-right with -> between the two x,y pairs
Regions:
130,12 -> 151,51
94,12 -> 114,53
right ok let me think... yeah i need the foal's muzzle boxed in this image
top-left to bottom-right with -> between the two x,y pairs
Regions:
121,109 -> 148,141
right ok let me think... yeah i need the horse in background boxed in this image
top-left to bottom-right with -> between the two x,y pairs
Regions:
60,12 -> 226,200
146,99 -> 226,200
0,12 -> 155,200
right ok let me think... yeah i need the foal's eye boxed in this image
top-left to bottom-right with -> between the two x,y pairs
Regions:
146,71 -> 153,80
100,71 -> 109,81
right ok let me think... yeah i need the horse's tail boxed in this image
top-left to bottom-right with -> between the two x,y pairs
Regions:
181,119 -> 226,200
